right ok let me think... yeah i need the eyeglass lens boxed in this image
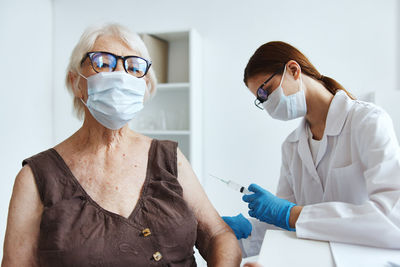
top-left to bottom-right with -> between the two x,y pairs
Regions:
125,57 -> 148,77
90,52 -> 149,78
257,87 -> 269,101
91,53 -> 116,72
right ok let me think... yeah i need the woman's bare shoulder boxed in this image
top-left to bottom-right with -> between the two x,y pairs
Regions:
13,165 -> 42,208
15,165 -> 36,192
130,131 -> 153,143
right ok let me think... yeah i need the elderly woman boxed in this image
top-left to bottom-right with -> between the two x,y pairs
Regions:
2,24 -> 241,266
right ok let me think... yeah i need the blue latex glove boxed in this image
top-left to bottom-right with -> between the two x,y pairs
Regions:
242,184 -> 296,231
222,213 -> 252,240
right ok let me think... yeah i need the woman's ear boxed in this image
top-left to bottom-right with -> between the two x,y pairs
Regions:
68,71 -> 83,98
286,60 -> 301,81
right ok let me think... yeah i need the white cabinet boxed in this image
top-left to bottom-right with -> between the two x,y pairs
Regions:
130,30 -> 203,180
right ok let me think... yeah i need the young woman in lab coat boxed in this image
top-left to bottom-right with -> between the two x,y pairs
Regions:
223,41 -> 400,257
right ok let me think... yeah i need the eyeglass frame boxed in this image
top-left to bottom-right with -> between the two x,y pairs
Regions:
80,51 -> 152,78
254,65 -> 285,110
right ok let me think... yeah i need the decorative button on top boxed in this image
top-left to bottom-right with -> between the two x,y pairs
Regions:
142,228 -> 151,237
153,251 -> 162,261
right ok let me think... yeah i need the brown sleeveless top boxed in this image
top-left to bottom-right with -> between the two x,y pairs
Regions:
23,139 -> 198,267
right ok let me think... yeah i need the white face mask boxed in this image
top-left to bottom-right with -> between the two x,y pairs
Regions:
262,65 -> 307,121
79,71 -> 146,130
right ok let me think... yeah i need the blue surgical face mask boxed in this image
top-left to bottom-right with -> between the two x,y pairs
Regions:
79,71 -> 147,130
262,65 -> 307,121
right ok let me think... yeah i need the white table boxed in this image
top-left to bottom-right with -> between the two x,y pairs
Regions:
244,230 -> 400,267
241,255 -> 259,266
256,230 -> 334,267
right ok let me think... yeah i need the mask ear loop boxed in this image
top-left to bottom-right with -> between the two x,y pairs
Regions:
77,73 -> 88,105
279,64 -> 287,87
280,64 -> 303,93
78,73 -> 88,80
299,73 -> 303,91
295,65 -> 303,93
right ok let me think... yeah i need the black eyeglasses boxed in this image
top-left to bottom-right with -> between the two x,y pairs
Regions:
80,51 -> 152,78
254,66 -> 285,110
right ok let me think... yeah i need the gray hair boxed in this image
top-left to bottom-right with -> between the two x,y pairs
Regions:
65,23 -> 157,120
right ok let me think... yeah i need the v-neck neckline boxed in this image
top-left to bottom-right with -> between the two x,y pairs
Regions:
50,139 -> 156,222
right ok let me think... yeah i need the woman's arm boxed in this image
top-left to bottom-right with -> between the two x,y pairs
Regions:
2,165 -> 43,267
177,148 -> 242,266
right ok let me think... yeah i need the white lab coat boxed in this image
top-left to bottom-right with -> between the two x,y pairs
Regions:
240,90 -> 400,257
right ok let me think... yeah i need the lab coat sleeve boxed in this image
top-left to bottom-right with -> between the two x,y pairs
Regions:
296,108 -> 400,248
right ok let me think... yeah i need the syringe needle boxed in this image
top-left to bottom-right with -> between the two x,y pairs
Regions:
209,174 -> 251,194
209,174 -> 229,184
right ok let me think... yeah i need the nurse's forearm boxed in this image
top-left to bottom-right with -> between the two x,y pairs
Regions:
289,206 -> 303,228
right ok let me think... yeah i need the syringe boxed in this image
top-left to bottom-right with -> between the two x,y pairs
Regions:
209,174 -> 251,195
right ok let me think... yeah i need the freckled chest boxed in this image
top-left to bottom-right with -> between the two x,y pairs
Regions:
65,147 -> 150,219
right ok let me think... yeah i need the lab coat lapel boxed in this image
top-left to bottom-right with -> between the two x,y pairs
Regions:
315,91 -> 355,167
315,136 -> 327,168
297,121 -> 321,182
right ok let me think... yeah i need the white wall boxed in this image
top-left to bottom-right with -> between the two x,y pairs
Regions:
0,0 -> 397,263
52,0 -> 398,217
0,0 -> 53,257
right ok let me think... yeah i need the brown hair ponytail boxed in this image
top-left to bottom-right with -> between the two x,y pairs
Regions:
243,41 -> 355,99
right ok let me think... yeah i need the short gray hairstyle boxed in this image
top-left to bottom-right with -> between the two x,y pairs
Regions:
65,23 -> 157,120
